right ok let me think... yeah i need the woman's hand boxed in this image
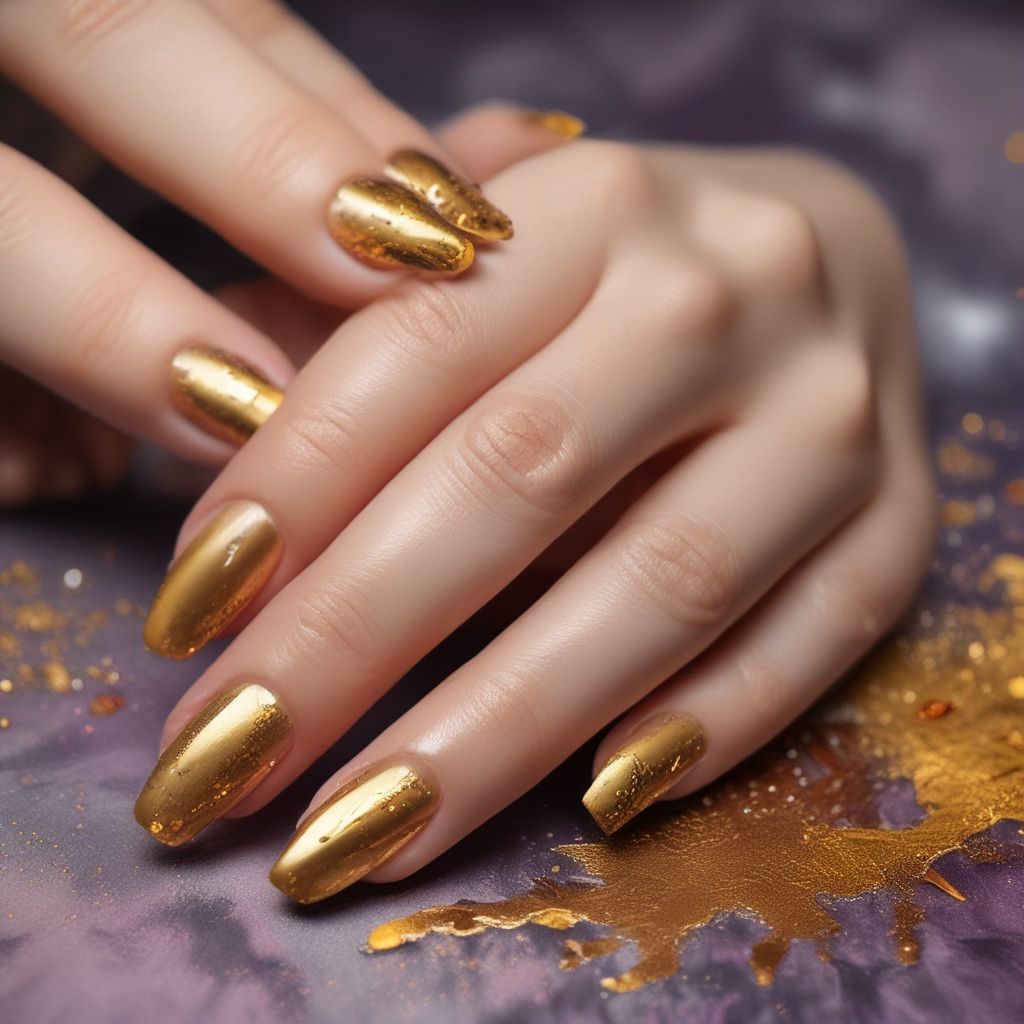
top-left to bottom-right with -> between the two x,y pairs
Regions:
0,0 -> 578,504
134,138 -> 936,903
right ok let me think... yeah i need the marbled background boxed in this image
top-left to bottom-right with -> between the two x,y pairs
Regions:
1,1 -> 1023,1021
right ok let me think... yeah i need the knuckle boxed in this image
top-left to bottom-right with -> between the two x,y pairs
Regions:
617,515 -> 741,627
0,146 -> 34,255
231,101 -> 326,201
286,582 -> 382,670
374,284 -> 477,375
57,0 -> 157,52
277,397 -> 369,477
63,266 -> 149,380
203,0 -> 289,41
746,196 -> 823,295
736,654 -> 786,720
812,572 -> 890,649
453,393 -> 589,517
645,258 -> 736,340
587,141 -> 659,209
819,348 -> 877,451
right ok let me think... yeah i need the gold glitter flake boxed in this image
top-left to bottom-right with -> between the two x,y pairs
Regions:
369,558 -> 1024,991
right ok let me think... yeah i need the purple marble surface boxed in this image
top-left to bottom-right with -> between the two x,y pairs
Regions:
2,1 -> 1024,1021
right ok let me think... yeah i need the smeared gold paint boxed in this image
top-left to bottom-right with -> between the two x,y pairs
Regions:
369,560 -> 1024,991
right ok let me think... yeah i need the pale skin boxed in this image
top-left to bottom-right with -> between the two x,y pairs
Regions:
0,2 -> 935,884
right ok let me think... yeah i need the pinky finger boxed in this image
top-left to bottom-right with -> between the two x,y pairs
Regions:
587,464 -> 937,828
0,144 -> 293,464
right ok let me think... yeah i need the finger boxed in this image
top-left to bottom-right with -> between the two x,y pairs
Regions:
133,225 -> 733,841
0,144 -> 291,462
0,0 -> 507,302
592,462 -> 935,818
203,2 -> 585,180
143,143 -> 628,658
262,353 -> 878,899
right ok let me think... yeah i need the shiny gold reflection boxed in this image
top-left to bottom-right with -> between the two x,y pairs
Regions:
170,346 -> 282,446
384,150 -> 513,242
583,715 -> 706,835
144,500 -> 282,659
134,683 -> 292,846
369,557 -> 1024,992
270,761 -> 440,905
327,180 -> 474,274
523,109 -> 587,140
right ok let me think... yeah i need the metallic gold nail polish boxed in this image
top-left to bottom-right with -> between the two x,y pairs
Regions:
170,346 -> 283,446
269,761 -> 440,904
133,683 -> 293,846
327,179 -> 475,274
144,500 -> 282,659
523,109 -> 587,140
583,715 -> 706,835
384,149 -> 513,242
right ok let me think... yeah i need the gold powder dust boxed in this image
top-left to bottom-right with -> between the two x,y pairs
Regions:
88,693 -> 125,716
0,679 -> 12,693
1008,677 -> 1024,700
42,660 -> 72,693
0,717 -> 10,728
961,413 -> 984,435
941,499 -> 977,527
936,440 -> 995,481
1006,479 -> 1024,505
369,559 -> 1024,991
14,602 -> 65,633
1006,132 -> 1024,164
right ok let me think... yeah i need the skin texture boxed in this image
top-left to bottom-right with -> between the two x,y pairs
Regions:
0,2 -> 935,889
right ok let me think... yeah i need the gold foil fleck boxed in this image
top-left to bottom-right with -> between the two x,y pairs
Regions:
523,110 -> 587,140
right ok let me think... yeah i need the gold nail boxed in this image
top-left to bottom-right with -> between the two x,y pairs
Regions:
144,500 -> 282,659
134,683 -> 293,846
170,346 -> 282,446
327,179 -> 475,274
384,149 -> 513,242
523,109 -> 587,140
583,715 -> 706,835
269,761 -> 440,904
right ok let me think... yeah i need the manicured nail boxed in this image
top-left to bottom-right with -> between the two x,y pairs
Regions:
134,683 -> 293,846
582,715 -> 706,835
269,761 -> 440,904
170,346 -> 283,446
384,149 -> 513,242
327,179 -> 475,274
144,500 -> 282,659
523,109 -> 587,140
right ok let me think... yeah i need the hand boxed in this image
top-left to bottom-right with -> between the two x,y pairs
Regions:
0,0 -> 578,505
134,138 -> 936,903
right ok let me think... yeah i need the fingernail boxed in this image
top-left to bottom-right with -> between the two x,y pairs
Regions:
384,150 -> 513,242
327,179 -> 475,274
269,760 -> 440,904
170,346 -> 283,446
523,109 -> 586,140
583,715 -> 706,835
134,683 -> 293,846
144,500 -> 282,659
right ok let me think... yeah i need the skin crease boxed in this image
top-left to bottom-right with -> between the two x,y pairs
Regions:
0,2 -> 934,889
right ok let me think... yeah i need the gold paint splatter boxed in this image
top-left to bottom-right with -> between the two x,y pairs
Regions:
961,413 -> 983,435
1008,676 -> 1024,700
14,601 -> 65,633
917,698 -> 952,720
1006,479 -> 1024,506
0,679 -> 12,693
369,560 -> 1024,991
42,660 -> 72,694
1006,132 -> 1024,164
88,693 -> 125,716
